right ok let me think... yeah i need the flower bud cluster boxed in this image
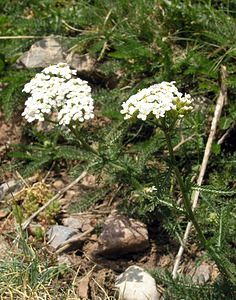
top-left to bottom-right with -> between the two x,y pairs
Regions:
22,63 -> 94,126
120,81 -> 193,121
143,186 -> 157,193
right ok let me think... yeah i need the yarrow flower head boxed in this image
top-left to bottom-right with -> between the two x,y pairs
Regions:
22,63 -> 94,126
120,81 -> 193,121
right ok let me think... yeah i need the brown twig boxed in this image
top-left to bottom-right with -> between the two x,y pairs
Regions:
22,171 -> 87,230
15,170 -> 29,188
173,134 -> 195,152
108,184 -> 123,206
55,227 -> 94,254
217,124 -> 235,145
43,161 -> 56,183
164,134 -> 195,157
62,20 -> 95,34
172,65 -> 227,278
0,36 -> 51,39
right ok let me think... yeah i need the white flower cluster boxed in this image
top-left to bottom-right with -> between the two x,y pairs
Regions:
22,63 -> 94,126
120,81 -> 193,121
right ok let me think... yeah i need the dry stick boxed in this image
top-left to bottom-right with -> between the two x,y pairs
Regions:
21,170 -> 87,230
173,134 -> 195,152
164,134 -> 195,157
62,20 -> 95,33
0,36 -> 49,39
217,124 -> 234,145
172,65 -> 227,278
55,227 -> 94,254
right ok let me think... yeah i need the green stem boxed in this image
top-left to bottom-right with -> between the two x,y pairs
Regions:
68,125 -> 99,156
163,128 -> 207,246
68,124 -> 127,172
163,124 -> 236,284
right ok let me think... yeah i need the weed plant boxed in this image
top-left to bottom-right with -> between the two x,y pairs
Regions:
0,0 -> 236,299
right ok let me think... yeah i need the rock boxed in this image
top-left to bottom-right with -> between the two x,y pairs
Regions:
0,208 -> 10,219
17,38 -> 65,68
81,173 -> 97,187
57,254 -> 72,267
97,212 -> 149,257
0,180 -> 23,201
28,223 -> 45,237
62,213 -> 94,232
52,180 -> 64,189
191,262 -> 211,284
76,275 -> 90,299
46,225 -> 79,251
66,52 -> 96,74
64,190 -> 76,201
115,265 -> 160,300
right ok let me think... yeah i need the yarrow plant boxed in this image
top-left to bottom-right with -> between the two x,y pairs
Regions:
21,70 -> 236,284
121,82 -> 236,283
22,63 -> 94,126
120,81 -> 193,121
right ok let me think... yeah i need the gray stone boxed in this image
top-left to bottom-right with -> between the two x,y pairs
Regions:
115,265 -> 160,300
0,180 -> 22,201
66,52 -> 96,74
191,262 -> 211,284
57,254 -> 72,267
62,214 -> 94,232
46,225 -> 79,251
97,212 -> 149,257
17,38 -> 65,68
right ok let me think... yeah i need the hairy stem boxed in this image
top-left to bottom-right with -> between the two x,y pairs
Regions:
68,124 -> 126,172
68,125 -> 99,156
164,128 -> 207,246
163,126 -> 236,284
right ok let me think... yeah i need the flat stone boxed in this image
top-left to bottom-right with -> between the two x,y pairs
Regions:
0,208 -> 10,219
191,262 -> 211,284
81,173 -> 97,187
76,275 -> 90,299
17,38 -> 65,68
0,180 -> 22,201
66,53 -> 96,74
64,190 -> 76,201
115,265 -> 160,300
97,212 -> 149,257
52,180 -> 64,189
62,214 -> 94,232
46,225 -> 79,251
57,254 -> 72,267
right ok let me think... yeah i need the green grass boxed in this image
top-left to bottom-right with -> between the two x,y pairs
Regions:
0,235 -> 75,299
